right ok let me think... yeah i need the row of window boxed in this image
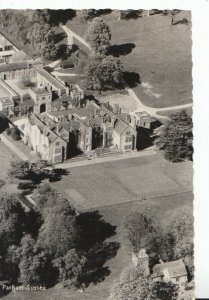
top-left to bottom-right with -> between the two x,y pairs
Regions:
0,45 -> 13,51
125,137 -> 132,143
124,145 -> 132,150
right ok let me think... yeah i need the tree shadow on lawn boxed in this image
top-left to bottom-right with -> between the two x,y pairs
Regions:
54,32 -> 67,44
136,127 -> 153,151
96,9 -> 112,17
76,211 -> 120,287
49,9 -> 76,26
108,43 -> 135,57
123,71 -> 141,88
48,168 -> 70,183
121,10 -> 144,20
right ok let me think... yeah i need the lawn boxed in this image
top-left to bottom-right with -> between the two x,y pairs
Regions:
54,153 -> 193,210
97,93 -> 137,112
66,11 -> 192,108
0,141 -> 18,195
157,106 -> 193,117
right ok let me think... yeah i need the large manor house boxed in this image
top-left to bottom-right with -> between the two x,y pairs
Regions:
0,29 -> 154,163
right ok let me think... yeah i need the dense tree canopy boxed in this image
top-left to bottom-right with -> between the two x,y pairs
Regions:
150,281 -> 178,300
37,212 -> 77,258
77,9 -> 97,22
108,262 -> 152,300
85,17 -> 111,54
148,209 -> 194,277
155,111 -> 193,162
27,22 -> 57,60
123,208 -> 156,253
0,194 -> 25,256
85,54 -> 124,92
53,249 -> 86,288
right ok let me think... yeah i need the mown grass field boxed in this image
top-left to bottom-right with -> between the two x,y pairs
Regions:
66,11 -> 192,108
54,153 -> 193,210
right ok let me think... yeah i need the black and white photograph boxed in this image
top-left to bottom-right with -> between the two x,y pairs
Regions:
0,6 -> 195,300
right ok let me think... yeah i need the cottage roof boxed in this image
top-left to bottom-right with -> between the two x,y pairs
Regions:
14,98 -> 35,107
0,61 -> 28,72
0,97 -> 13,105
152,259 -> 187,279
100,103 -> 114,116
0,29 -> 23,50
31,87 -> 51,95
60,120 -> 82,132
37,69 -> 66,91
47,109 -> 74,117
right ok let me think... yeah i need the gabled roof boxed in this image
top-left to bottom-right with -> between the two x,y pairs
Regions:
152,259 -> 187,279
0,29 -> 23,50
114,119 -> 134,135
37,69 -> 66,92
0,61 -> 28,72
100,103 -> 114,116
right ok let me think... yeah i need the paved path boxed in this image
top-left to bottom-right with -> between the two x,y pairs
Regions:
62,25 -> 192,119
52,70 -> 84,77
127,87 -> 192,119
46,59 -> 61,69
55,148 -> 156,169
61,25 -> 91,49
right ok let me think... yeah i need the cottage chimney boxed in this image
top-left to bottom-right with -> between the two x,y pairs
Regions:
114,104 -> 120,114
56,123 -> 59,134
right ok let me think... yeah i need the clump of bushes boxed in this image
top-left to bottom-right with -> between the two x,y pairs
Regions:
0,180 -> 5,188
5,127 -> 21,141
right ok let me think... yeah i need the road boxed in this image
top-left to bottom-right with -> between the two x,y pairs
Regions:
60,25 -> 91,49
127,87 -> 192,119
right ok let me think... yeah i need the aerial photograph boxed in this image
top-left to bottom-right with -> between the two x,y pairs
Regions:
0,8 -> 193,300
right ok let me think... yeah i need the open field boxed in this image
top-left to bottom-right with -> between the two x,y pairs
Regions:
66,12 -> 192,108
97,93 -> 138,112
54,153 -> 193,210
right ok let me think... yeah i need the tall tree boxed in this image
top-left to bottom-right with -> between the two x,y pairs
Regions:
85,17 -> 111,54
53,249 -> 86,288
155,111 -> 193,162
31,9 -> 51,25
85,54 -> 124,92
108,262 -> 152,300
32,183 -> 76,219
27,21 -> 57,60
0,194 -> 25,256
37,212 -> 77,258
123,208 -> 156,253
18,235 -> 56,286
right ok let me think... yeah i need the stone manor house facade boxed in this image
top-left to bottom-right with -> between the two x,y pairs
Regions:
22,101 -> 152,163
0,31 -> 155,163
